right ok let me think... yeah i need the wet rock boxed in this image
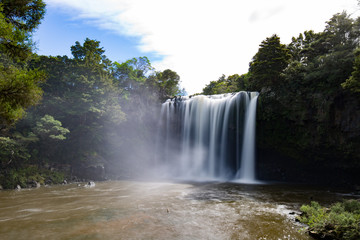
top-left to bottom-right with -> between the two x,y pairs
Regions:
27,181 -> 40,188
85,181 -> 96,188
45,179 -> 53,185
16,185 -> 21,190
62,180 -> 67,185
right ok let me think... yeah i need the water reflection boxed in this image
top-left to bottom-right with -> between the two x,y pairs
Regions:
0,181 -> 355,240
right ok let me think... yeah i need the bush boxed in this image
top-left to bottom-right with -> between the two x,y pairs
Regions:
298,200 -> 360,240
0,165 -> 65,189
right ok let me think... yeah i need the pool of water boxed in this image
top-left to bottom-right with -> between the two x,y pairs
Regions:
0,180 -> 355,239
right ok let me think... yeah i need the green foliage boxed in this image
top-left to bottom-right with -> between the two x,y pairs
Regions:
0,1 -> 46,128
28,40 -> 126,165
71,38 -> 111,68
1,0 -> 46,32
342,48 -> 360,93
0,1 -> 184,184
0,57 -> 45,126
248,34 -> 291,91
33,115 -> 69,140
202,73 -> 249,95
113,56 -> 153,92
298,200 -> 360,240
0,165 -> 65,189
147,69 -> 181,100
0,0 -> 46,60
254,11 -> 360,171
0,136 -> 31,168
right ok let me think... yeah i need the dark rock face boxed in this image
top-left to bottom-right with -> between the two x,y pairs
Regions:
256,91 -> 360,187
72,164 -> 105,181
70,152 -> 107,181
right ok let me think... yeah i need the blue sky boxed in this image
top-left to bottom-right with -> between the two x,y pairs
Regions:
33,0 -> 359,94
33,6 -> 162,63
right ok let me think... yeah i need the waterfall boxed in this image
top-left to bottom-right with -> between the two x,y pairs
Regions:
237,93 -> 259,183
156,91 -> 259,182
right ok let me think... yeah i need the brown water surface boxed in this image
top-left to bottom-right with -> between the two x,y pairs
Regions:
0,181 -> 353,239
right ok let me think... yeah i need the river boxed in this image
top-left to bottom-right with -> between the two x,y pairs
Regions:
0,180 -> 355,240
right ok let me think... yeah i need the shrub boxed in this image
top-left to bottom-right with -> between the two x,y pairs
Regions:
298,200 -> 360,240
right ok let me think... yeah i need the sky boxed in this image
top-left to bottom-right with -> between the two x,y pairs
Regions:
33,0 -> 359,95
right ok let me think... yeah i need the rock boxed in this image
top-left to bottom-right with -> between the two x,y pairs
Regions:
0,185 -> 3,190
45,179 -> 53,185
27,180 -> 40,188
16,185 -> 21,190
85,181 -> 95,188
62,180 -> 67,185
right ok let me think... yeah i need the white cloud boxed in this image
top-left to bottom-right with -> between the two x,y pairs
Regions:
46,0 -> 359,94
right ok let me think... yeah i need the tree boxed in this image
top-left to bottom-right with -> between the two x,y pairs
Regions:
248,34 -> 291,91
0,0 -> 45,60
112,56 -> 153,92
0,136 -> 30,168
0,1 -> 46,128
33,115 -> 69,141
202,74 -> 249,95
1,0 -> 45,31
342,48 -> 360,93
31,115 -> 69,165
150,69 -> 181,100
28,39 -> 125,167
71,38 -> 111,68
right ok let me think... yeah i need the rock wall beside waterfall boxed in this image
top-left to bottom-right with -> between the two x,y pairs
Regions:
255,89 -> 360,187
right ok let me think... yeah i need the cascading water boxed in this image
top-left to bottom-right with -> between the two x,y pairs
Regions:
156,91 -> 259,182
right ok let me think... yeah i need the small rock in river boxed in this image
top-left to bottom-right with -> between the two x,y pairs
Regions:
85,181 -> 96,187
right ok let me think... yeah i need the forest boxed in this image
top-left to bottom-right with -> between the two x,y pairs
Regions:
1,0 -> 360,189
0,0 -> 183,188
